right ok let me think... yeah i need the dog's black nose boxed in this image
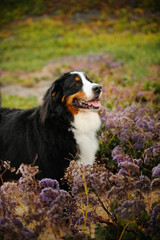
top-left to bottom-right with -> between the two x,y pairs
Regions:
93,85 -> 102,95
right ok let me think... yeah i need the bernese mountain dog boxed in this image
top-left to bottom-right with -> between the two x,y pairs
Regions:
0,71 -> 102,182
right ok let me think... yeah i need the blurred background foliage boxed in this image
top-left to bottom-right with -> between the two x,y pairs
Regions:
0,0 -> 160,109
1,0 -> 160,26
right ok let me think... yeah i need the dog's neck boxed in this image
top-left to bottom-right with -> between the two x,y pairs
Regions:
72,111 -> 101,165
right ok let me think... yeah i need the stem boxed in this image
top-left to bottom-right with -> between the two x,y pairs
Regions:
119,222 -> 130,240
119,220 -> 135,240
95,192 -> 111,217
80,192 -> 86,230
82,173 -> 89,232
109,134 -> 115,145
13,195 -> 27,211
0,168 -> 8,185
128,140 -> 136,158
58,226 -> 63,238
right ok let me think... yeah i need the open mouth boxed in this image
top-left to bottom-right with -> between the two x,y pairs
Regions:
73,98 -> 101,110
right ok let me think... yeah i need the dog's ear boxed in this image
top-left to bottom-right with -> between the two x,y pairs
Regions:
40,86 -> 53,124
40,73 -> 70,124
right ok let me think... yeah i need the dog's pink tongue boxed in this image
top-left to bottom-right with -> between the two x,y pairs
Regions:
88,100 -> 101,107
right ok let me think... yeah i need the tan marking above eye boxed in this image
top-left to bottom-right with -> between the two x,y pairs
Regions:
87,75 -> 90,79
75,77 -> 81,81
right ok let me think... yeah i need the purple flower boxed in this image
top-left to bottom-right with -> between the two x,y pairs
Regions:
12,217 -> 23,228
119,117 -> 133,143
109,174 -> 125,187
107,186 -> 127,200
151,178 -> 160,190
39,187 -> 59,207
39,178 -> 60,190
133,158 -> 143,166
122,200 -> 134,208
152,143 -> 160,157
115,200 -> 146,219
0,183 -> 18,216
0,216 -> 37,240
135,175 -> 151,192
134,141 -> 145,150
143,147 -> 153,165
136,116 -> 155,132
88,172 -> 110,194
148,204 -> 160,232
152,164 -> 160,178
112,146 -> 132,164
118,162 -> 140,177
112,145 -> 124,158
72,173 -> 84,195
143,143 -> 160,165
132,133 -> 145,149
72,171 -> 110,195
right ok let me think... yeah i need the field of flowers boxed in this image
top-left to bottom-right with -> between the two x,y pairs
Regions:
1,71 -> 160,239
0,100 -> 160,239
1,2 -> 160,239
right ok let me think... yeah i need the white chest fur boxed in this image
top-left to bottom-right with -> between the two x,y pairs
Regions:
72,111 -> 101,165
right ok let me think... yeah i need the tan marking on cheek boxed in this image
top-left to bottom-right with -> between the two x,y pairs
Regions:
66,91 -> 87,115
75,77 -> 81,81
62,95 -> 65,102
52,92 -> 56,98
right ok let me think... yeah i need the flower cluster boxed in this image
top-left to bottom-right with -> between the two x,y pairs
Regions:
152,163 -> 160,178
100,103 -> 158,149
0,182 -> 18,217
0,160 -> 16,184
64,161 -> 111,195
37,179 -> 72,228
147,204 -> 160,235
115,200 -> 146,219
99,104 -> 160,176
0,217 -> 38,240
144,142 -> 160,165
0,158 -> 160,240
0,165 -> 74,239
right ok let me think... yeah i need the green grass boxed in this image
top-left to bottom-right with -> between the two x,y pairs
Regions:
2,94 -> 38,109
0,17 -> 160,78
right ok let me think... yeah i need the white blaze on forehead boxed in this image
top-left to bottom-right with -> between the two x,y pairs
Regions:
70,71 -> 98,100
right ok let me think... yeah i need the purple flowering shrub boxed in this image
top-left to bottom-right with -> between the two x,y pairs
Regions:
0,163 -> 74,240
0,103 -> 160,240
98,104 -> 160,175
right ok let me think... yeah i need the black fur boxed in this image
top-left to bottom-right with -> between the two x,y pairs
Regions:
0,73 -> 82,182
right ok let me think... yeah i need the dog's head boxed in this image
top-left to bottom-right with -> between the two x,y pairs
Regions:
40,71 -> 102,123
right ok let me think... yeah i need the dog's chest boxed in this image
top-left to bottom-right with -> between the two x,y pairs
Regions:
72,111 -> 101,165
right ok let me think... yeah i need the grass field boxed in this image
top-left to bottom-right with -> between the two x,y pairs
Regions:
1,16 -> 160,75
1,94 -> 38,109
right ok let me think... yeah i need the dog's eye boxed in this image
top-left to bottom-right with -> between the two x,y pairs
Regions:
75,82 -> 81,87
73,81 -> 81,90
